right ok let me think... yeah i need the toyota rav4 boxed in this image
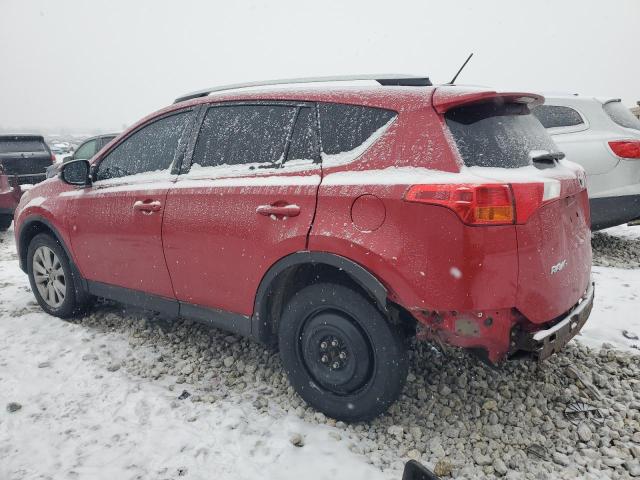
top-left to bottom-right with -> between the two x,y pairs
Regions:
13,76 -> 594,421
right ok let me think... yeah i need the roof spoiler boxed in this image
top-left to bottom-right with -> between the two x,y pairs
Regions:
174,74 -> 432,103
432,87 -> 544,113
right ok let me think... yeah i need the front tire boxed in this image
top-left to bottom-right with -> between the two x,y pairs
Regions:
0,214 -> 12,231
27,233 -> 90,318
278,283 -> 408,422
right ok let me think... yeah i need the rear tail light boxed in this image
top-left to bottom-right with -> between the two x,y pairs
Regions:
608,140 -> 640,159
404,184 -> 515,225
404,181 -> 575,225
51,153 -> 56,163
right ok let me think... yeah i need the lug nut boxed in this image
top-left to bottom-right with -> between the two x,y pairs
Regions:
331,339 -> 339,347
320,341 -> 328,350
321,355 -> 329,363
332,362 -> 340,369
339,351 -> 347,360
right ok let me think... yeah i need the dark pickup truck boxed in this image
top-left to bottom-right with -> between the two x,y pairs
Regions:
0,135 -> 54,231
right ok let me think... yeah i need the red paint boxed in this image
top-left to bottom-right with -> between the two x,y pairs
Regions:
0,175 -> 23,214
350,194 -> 386,232
13,84 -> 592,363
162,168 -> 320,314
64,180 -> 176,298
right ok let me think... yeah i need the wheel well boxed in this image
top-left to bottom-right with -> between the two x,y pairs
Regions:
255,262 -> 416,345
18,220 -> 57,271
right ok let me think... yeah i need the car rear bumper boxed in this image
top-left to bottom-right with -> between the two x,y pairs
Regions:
590,194 -> 640,230
512,280 -> 594,361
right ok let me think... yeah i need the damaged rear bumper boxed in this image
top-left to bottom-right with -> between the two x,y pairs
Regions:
512,280 -> 595,361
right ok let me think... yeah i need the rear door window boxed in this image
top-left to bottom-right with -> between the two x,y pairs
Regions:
318,103 -> 396,156
532,105 -> 584,128
96,111 -> 193,181
603,101 -> 640,131
0,138 -> 46,153
192,105 -> 297,168
445,101 -> 560,168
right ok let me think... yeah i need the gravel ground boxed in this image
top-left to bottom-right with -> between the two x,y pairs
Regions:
51,303 -> 638,480
2,226 -> 640,479
592,230 -> 640,268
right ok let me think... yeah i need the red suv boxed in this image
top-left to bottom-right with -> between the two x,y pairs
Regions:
13,76 -> 594,421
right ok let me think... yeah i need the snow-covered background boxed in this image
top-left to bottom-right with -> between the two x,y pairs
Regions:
1,224 -> 639,480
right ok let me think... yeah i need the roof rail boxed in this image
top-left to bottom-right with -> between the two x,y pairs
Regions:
173,74 -> 432,103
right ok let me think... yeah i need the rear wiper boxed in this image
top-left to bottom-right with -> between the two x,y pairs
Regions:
531,151 -> 565,164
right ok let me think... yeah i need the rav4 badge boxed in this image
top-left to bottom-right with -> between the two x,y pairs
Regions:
550,259 -> 568,275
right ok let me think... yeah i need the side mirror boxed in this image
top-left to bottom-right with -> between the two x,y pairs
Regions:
60,159 -> 92,187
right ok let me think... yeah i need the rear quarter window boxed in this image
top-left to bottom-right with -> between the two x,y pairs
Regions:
531,105 -> 584,129
603,101 -> 640,131
445,101 -> 560,168
318,103 -> 396,156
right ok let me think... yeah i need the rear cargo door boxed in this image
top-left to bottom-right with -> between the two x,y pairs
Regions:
444,97 -> 592,324
0,136 -> 52,184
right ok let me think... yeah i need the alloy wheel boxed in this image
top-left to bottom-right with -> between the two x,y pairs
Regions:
33,245 -> 66,308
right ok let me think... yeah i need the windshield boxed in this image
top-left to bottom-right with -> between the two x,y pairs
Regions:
445,101 -> 560,168
603,100 -> 640,131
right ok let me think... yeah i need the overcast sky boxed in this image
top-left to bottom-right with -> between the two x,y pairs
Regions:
1,0 -> 638,133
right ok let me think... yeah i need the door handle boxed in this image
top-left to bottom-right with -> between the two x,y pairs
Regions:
256,204 -> 301,217
133,200 -> 162,213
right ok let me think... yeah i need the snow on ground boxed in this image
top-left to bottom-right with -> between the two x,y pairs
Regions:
579,266 -> 640,351
0,226 -> 384,480
1,223 -> 639,480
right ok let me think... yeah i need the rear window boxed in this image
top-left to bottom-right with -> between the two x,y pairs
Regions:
0,138 -> 47,154
445,101 -> 560,168
318,103 -> 396,155
531,105 -> 584,128
603,101 -> 640,131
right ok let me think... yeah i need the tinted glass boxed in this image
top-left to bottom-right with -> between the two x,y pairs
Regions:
99,136 -> 117,149
0,139 -> 46,153
287,107 -> 320,162
318,103 -> 396,155
446,101 -> 559,168
73,139 -> 98,160
532,105 -> 584,128
96,112 -> 191,181
192,105 -> 297,168
603,101 -> 640,131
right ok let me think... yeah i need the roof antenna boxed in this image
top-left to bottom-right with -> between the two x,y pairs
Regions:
447,53 -> 473,85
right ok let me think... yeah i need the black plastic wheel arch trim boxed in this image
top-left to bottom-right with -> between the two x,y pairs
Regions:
18,216 -> 79,276
251,251 -> 389,343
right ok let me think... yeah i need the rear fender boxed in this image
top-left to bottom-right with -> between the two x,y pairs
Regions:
252,251 -> 388,343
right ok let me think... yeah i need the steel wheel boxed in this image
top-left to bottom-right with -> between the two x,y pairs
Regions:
32,245 -> 66,308
279,283 -> 408,421
299,308 -> 374,395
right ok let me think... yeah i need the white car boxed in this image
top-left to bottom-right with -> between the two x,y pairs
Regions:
532,95 -> 640,230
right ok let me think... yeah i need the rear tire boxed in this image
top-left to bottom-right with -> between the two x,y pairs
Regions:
0,214 -> 12,231
27,233 -> 91,318
278,283 -> 408,422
